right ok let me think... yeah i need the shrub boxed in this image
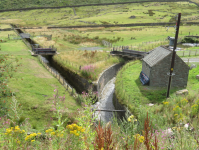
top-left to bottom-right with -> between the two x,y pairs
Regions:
80,65 -> 97,80
94,36 -> 99,39
181,37 -> 199,43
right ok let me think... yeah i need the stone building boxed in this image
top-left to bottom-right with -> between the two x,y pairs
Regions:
141,46 -> 189,87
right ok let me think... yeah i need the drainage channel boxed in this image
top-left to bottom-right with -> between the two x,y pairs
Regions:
11,24 -> 127,128
11,24 -> 83,94
91,77 -> 119,127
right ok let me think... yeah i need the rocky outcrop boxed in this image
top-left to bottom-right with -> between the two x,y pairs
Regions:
176,89 -> 189,95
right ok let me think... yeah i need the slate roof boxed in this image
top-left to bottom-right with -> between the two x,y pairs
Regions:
143,46 -> 172,67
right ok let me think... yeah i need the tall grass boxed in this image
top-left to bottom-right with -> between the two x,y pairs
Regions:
54,50 -> 125,81
2,90 -> 199,149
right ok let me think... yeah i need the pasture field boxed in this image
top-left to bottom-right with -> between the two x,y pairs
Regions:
0,31 -> 81,130
0,2 -> 199,27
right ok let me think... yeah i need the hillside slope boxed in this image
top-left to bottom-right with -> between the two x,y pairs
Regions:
0,0 -> 191,10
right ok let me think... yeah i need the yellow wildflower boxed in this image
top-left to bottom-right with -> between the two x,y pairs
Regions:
139,136 -> 145,143
133,134 -> 140,138
75,133 -> 79,136
81,129 -> 85,132
51,132 -> 56,135
37,133 -> 41,135
73,130 -> 77,134
17,140 -> 21,144
31,140 -> 35,142
163,102 -> 169,105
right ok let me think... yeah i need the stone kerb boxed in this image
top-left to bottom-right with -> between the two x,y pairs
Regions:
92,63 -> 124,99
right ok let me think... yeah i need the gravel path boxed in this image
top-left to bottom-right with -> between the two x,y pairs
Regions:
91,77 -> 116,125
78,47 -> 104,51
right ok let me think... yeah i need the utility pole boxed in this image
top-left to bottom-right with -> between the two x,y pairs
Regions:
166,13 -> 181,98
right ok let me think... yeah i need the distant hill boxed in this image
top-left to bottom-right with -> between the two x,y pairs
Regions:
0,0 -> 190,10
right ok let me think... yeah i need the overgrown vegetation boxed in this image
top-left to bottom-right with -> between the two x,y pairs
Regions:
1,90 -> 199,149
181,37 -> 199,43
54,50 -> 125,81
115,60 -> 199,131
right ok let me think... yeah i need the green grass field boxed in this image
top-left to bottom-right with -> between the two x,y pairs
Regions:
0,2 -> 198,27
0,31 -> 81,130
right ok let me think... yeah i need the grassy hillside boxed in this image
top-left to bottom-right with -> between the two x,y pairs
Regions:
0,0 -> 189,10
0,2 -> 198,27
0,29 -> 81,130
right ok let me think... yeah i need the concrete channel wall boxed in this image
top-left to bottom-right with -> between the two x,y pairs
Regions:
92,63 -> 124,99
112,92 -> 133,121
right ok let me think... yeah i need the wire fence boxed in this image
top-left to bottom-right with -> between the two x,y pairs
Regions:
38,55 -> 83,105
112,38 -> 171,52
176,49 -> 199,57
102,40 -> 112,48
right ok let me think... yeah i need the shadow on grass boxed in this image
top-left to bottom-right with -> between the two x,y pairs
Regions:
135,78 -> 183,103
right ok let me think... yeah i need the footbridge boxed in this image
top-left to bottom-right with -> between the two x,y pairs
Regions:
110,47 -> 150,59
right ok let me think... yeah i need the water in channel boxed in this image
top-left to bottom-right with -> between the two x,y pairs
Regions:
91,77 -> 117,126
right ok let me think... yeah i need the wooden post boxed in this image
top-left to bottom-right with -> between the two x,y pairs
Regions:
183,51 -> 184,57
167,13 -> 181,98
195,50 -> 197,56
67,84 -> 68,90
189,50 -> 191,56
187,58 -> 189,65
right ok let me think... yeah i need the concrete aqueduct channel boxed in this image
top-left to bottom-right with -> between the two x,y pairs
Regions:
11,24 -> 134,127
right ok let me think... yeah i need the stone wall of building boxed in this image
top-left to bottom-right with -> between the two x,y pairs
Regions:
171,55 -> 189,87
142,61 -> 151,78
149,53 -> 189,87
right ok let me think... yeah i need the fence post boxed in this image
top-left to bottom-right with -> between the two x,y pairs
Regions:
195,50 -> 197,56
67,84 -> 68,90
187,58 -> 189,66
189,50 -> 191,56
183,51 -> 185,57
